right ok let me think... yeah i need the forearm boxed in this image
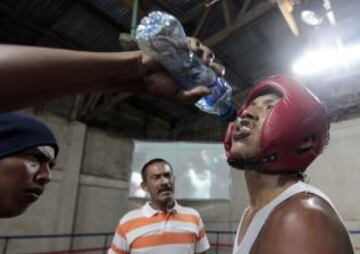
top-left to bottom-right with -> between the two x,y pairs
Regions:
0,45 -> 144,111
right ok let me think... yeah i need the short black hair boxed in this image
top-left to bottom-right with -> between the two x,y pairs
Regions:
141,158 -> 173,181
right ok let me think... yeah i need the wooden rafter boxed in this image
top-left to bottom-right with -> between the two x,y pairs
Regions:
204,1 -> 275,47
222,0 -> 233,31
192,5 -> 212,37
234,0 -> 253,23
179,1 -> 208,24
272,0 -> 299,36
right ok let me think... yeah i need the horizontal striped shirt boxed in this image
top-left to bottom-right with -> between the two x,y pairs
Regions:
108,201 -> 210,254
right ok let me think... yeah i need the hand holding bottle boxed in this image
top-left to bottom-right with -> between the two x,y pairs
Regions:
136,11 -> 236,121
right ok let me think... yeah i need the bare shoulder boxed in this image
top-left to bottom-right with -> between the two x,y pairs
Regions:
270,192 -> 342,232
252,192 -> 353,254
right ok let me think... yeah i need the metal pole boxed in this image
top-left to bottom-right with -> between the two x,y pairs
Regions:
216,232 -> 219,254
130,0 -> 140,38
2,238 -> 9,254
102,235 -> 109,254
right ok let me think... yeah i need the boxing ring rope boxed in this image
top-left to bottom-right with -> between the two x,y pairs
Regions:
0,230 -> 359,254
0,233 -> 113,254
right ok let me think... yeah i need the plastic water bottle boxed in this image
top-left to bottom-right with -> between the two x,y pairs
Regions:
135,11 -> 236,121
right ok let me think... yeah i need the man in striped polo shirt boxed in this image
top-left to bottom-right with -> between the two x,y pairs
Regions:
108,158 -> 210,254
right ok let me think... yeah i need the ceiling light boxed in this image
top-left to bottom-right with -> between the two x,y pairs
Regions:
301,10 -> 323,26
292,45 -> 360,75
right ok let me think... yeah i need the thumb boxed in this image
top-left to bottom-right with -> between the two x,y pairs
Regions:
175,86 -> 210,104
210,62 -> 225,77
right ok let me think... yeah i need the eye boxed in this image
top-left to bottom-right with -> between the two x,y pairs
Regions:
152,175 -> 161,180
25,154 -> 40,163
266,104 -> 275,110
164,173 -> 172,179
49,161 -> 56,170
23,153 -> 55,169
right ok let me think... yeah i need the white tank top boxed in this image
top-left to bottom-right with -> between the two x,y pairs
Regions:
232,181 -> 341,254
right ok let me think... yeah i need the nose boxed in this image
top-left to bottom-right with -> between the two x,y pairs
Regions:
160,176 -> 170,185
241,106 -> 260,121
34,163 -> 52,186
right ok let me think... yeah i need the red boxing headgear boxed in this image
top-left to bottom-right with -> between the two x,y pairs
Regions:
224,75 -> 329,173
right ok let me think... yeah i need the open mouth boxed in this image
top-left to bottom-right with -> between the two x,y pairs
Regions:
25,187 -> 43,200
233,126 -> 251,140
159,189 -> 172,195
233,117 -> 256,140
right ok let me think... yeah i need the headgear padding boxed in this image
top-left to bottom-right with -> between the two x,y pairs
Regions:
224,75 -> 328,173
0,113 -> 58,159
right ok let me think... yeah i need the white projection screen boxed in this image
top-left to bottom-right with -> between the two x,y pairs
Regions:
129,140 -> 232,200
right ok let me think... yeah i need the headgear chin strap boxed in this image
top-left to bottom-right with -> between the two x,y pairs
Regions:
224,75 -> 328,173
227,154 -> 277,170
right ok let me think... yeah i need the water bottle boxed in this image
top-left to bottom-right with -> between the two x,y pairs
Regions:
135,11 -> 236,121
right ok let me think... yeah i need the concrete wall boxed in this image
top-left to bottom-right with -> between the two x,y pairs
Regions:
307,117 -> 360,250
0,113 -> 359,253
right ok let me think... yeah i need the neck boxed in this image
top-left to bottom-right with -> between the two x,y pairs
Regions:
150,199 -> 175,213
244,170 -> 298,210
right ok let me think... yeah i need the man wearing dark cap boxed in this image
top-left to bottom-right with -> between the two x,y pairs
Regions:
0,112 -> 58,218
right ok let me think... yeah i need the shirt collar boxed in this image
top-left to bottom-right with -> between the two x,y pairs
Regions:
143,201 -> 180,217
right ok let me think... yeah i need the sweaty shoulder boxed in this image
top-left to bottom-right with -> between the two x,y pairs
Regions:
252,192 -> 353,254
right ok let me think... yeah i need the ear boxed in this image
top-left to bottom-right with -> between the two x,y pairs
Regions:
296,136 -> 316,153
140,181 -> 148,192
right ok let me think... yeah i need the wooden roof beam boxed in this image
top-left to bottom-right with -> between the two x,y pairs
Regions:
234,0 -> 253,23
273,0 -> 299,36
192,5 -> 212,37
204,1 -> 275,47
222,0 -> 233,31
179,1 -> 208,24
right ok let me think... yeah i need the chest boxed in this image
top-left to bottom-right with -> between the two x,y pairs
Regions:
237,208 -> 256,245
126,213 -> 200,246
235,208 -> 269,254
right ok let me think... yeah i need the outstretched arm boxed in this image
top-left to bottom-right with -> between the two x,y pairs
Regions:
0,45 -> 143,110
0,38 -> 222,111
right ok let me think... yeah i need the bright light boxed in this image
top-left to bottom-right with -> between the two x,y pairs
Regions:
301,10 -> 323,26
292,45 -> 360,75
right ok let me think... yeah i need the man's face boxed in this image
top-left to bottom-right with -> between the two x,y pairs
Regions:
230,93 -> 281,160
0,145 -> 56,218
141,162 -> 175,208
